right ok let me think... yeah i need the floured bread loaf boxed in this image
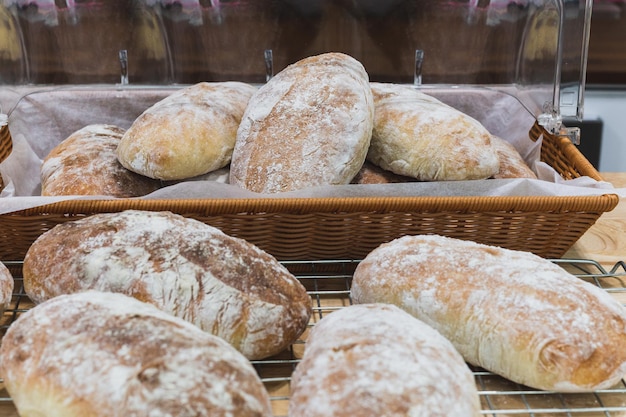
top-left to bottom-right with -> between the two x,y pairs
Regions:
230,52 -> 374,193
0,261 -> 13,316
23,210 -> 311,360
41,124 -> 161,197
368,82 -> 499,181
0,291 -> 273,417
117,81 -> 257,180
351,234 -> 626,392
490,135 -> 537,179
351,160 -> 416,184
289,303 -> 481,417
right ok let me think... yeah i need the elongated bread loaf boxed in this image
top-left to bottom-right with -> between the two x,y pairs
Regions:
351,234 -> 626,392
350,160 -> 416,184
0,261 -> 13,316
41,124 -> 161,197
0,291 -> 272,417
289,303 -> 481,417
23,210 -> 311,360
490,135 -> 537,179
117,82 -> 257,180
368,82 -> 499,181
230,52 -> 374,193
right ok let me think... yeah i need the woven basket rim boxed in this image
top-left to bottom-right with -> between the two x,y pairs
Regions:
8,193 -> 620,217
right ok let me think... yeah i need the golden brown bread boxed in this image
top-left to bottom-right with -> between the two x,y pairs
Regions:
350,160 -> 416,184
0,291 -> 273,417
23,210 -> 311,360
289,303 -> 481,417
41,124 -> 161,197
0,261 -> 13,316
117,81 -> 257,180
368,82 -> 499,181
351,234 -> 626,392
490,135 -> 537,179
230,52 -> 374,193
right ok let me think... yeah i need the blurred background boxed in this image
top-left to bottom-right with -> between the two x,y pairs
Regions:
0,0 -> 624,170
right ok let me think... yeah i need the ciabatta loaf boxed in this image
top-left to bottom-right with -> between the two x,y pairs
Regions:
490,135 -> 537,179
230,52 -> 374,193
368,82 -> 499,181
289,303 -> 481,417
23,210 -> 311,360
117,82 -> 257,180
0,291 -> 272,417
351,234 -> 626,392
351,160 -> 416,184
41,124 -> 161,197
0,261 -> 13,316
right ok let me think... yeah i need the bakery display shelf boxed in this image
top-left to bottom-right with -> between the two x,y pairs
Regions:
1,258 -> 626,417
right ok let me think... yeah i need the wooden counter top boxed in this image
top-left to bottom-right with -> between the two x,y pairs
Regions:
564,172 -> 626,269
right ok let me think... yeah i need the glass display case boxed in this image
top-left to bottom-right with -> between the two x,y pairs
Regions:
0,0 -> 593,139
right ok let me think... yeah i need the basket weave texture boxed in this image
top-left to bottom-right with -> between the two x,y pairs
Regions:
0,124 -> 11,165
0,122 -> 619,261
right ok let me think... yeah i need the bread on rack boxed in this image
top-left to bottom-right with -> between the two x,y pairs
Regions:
351,234 -> 626,392
40,124 -> 161,197
367,82 -> 500,181
23,209 -> 311,360
0,261 -> 13,316
117,81 -> 257,181
0,291 -> 273,417
289,303 -> 481,417
230,52 -> 374,193
490,135 -> 537,179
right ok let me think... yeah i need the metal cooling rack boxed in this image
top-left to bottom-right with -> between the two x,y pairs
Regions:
2,259 -> 626,417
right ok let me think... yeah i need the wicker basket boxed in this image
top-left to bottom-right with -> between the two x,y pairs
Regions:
0,122 -> 12,192
0,123 -> 10,165
0,122 -> 619,262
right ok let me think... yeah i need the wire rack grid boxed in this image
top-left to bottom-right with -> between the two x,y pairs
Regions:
1,258 -> 626,417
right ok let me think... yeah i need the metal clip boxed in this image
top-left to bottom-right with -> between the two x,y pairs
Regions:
264,49 -> 274,82
414,49 -> 424,86
559,125 -> 581,146
119,50 -> 129,86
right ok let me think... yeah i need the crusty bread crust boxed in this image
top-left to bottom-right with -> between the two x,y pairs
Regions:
23,210 -> 311,360
0,291 -> 273,417
368,82 -> 499,181
289,303 -> 481,417
117,82 -> 257,181
350,160 -> 416,184
351,235 -> 626,392
0,261 -> 13,316
490,135 -> 537,179
230,52 -> 374,193
41,124 -> 161,197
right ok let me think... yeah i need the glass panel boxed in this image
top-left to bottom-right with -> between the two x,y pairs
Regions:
0,0 -> 593,124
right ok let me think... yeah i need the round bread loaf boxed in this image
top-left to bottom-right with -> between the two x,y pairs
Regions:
117,81 -> 257,180
229,52 -> 374,193
289,303 -> 481,417
23,210 -> 311,360
490,135 -> 537,179
351,234 -> 626,392
368,82 -> 499,181
0,261 -> 14,316
0,291 -> 273,417
41,124 -> 161,197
